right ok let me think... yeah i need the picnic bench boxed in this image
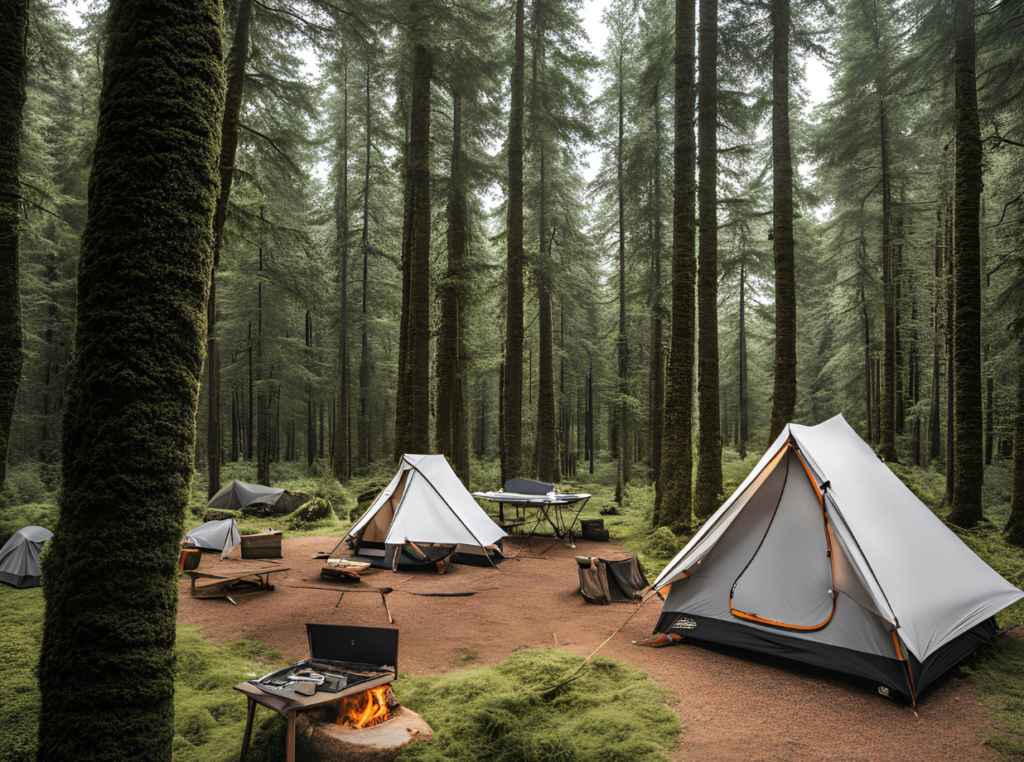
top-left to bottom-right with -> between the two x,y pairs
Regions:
183,561 -> 290,604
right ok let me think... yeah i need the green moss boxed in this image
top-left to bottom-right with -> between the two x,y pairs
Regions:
961,635 -> 1024,757
284,497 -> 335,528
203,508 -> 239,522
644,526 -> 679,558
394,649 -> 680,762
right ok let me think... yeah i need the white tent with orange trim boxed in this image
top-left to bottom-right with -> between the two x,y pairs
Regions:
653,414 -> 1022,704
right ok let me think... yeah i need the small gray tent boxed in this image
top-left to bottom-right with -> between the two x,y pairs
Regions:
185,519 -> 241,559
207,480 -> 307,515
0,526 -> 53,589
653,415 -> 1023,704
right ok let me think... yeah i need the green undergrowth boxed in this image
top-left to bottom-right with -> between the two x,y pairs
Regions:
961,633 -> 1024,758
394,649 -> 680,762
0,584 -> 289,762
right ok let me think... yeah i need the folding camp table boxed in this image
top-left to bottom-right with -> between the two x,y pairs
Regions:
183,561 -> 290,604
472,491 -> 591,549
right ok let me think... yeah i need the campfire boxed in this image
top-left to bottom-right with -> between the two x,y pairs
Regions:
336,686 -> 396,730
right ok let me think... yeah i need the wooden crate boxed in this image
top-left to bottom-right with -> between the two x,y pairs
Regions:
240,530 -> 283,559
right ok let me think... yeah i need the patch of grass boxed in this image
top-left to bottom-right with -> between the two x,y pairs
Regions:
394,649 -> 680,762
0,584 -> 287,762
961,635 -> 1024,758
457,649 -> 478,662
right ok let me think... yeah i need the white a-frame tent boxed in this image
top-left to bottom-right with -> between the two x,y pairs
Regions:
331,454 -> 507,570
653,415 -> 1022,704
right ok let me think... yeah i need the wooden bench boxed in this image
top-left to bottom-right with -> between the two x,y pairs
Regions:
183,562 -> 290,604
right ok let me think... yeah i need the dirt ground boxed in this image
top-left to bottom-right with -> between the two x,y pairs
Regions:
179,536 -> 999,761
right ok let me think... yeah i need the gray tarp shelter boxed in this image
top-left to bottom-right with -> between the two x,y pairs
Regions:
653,414 -> 1023,704
0,526 -> 53,589
185,518 -> 242,560
331,454 -> 508,570
208,480 -> 286,511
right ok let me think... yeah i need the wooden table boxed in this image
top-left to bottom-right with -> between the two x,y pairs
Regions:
183,562 -> 290,604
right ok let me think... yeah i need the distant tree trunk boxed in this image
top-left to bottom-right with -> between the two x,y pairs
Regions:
614,47 -> 629,505
768,0 -> 796,443
207,0 -> 253,499
948,0 -> 984,528
695,0 -> 721,518
861,280 -> 873,442
1006,359 -> 1024,545
928,204 -> 943,462
588,363 -> 595,474
0,0 -> 28,492
307,311 -> 315,467
435,92 -> 470,485
247,322 -> 254,460
878,89 -> 896,460
503,0 -> 526,483
37,2 -> 224,756
394,81 -> 412,461
395,44 -> 432,456
359,59 -> 373,467
945,199 -> 954,503
655,0 -> 697,531
333,59 -> 351,482
739,263 -> 748,460
258,389 -> 270,485
650,81 -> 665,486
985,367 -> 993,466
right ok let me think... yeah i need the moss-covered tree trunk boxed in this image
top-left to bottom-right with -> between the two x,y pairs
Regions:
503,0 -> 526,484
948,0 -> 984,528
768,0 -> 796,443
37,1 -> 224,757
333,58 -> 350,483
655,0 -> 696,532
436,92 -> 470,485
694,0 -> 720,519
1006,359 -> 1024,545
207,0 -> 253,499
0,0 -> 29,491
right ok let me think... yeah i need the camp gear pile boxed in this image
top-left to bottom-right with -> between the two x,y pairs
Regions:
577,555 -> 648,604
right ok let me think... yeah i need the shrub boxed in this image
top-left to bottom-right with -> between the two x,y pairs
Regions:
644,526 -> 678,558
285,497 -> 335,528
203,508 -> 238,523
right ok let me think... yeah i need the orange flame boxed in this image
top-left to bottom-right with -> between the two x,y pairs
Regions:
336,686 -> 392,730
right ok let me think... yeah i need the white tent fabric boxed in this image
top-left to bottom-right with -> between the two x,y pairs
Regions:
185,519 -> 241,560
653,414 -> 1023,661
338,454 -> 506,554
0,526 -> 53,588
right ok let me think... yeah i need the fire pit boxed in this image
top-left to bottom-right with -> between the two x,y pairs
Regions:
235,624 -> 432,762
295,686 -> 433,762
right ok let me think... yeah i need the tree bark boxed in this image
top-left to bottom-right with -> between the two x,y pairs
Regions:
394,80 -> 412,460
739,263 -> 748,460
928,203 -> 943,462
655,0 -> 697,531
877,76 -> 896,461
650,82 -> 665,486
503,0 -> 526,483
359,58 -> 373,466
207,0 -> 253,499
948,0 -> 984,527
768,0 -> 796,443
435,92 -> 470,485
37,2 -> 224,756
615,47 -> 630,504
695,0 -> 721,518
333,59 -> 350,482
1006,358 -> 1024,545
0,0 -> 28,491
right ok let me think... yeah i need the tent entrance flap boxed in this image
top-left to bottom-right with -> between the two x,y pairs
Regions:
730,446 -> 836,631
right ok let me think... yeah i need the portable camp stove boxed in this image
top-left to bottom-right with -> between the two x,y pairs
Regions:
235,624 -> 432,762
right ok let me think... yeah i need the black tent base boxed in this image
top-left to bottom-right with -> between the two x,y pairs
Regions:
0,572 -> 41,589
655,611 -> 997,705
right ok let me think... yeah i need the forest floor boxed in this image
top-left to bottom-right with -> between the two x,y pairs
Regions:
179,532 -> 1013,762
2,451 -> 1024,760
